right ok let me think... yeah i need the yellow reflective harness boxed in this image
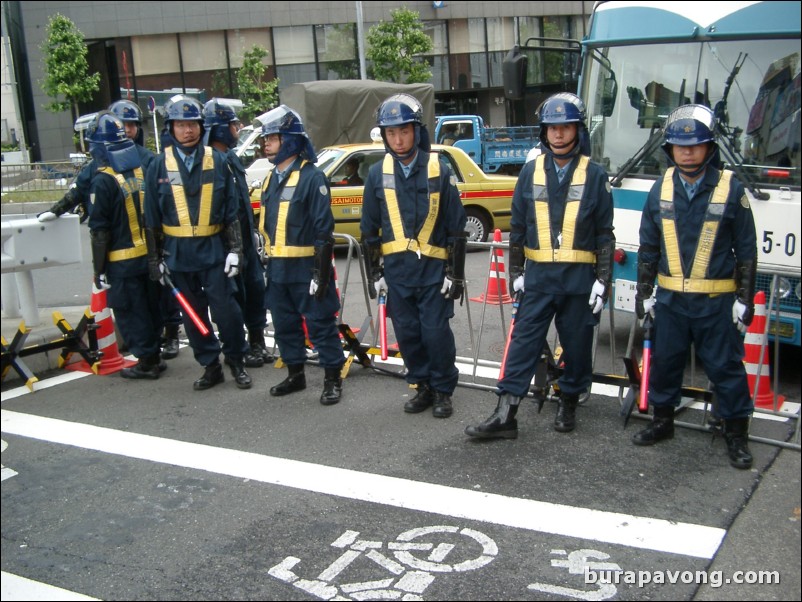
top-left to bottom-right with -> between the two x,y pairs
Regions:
259,160 -> 315,258
380,153 -> 447,260
657,167 -> 737,294
162,148 -> 223,238
97,166 -> 147,262
525,155 -> 595,264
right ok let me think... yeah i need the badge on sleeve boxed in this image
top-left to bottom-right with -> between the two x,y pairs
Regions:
319,184 -> 329,197
740,194 -> 750,209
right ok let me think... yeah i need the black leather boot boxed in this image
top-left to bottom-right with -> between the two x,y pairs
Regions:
228,360 -> 252,389
724,417 -> 753,470
193,361 -> 224,390
554,393 -> 579,432
270,364 -> 306,396
404,383 -> 435,413
632,405 -> 675,445
161,324 -> 180,360
320,367 -> 343,405
244,329 -> 270,367
432,391 -> 453,418
121,354 -> 161,380
464,394 -> 520,439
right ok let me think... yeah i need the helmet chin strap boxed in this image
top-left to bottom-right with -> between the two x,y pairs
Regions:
673,146 -> 715,179
546,137 -> 580,160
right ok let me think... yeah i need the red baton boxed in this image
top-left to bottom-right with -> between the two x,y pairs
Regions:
162,273 -> 210,337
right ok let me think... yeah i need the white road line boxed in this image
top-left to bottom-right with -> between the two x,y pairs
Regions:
0,571 -> 100,601
1,409 -> 725,559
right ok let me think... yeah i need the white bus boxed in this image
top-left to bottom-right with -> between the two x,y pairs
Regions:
506,1 -> 801,345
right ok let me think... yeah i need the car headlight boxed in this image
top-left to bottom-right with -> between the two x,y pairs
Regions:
795,282 -> 801,301
777,277 -> 792,299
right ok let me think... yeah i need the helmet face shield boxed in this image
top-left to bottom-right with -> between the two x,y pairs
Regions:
663,104 -> 716,146
109,100 -> 143,124
259,105 -> 307,137
376,93 -> 423,128
85,111 -> 128,144
203,99 -> 239,128
163,95 -> 203,124
538,92 -> 587,126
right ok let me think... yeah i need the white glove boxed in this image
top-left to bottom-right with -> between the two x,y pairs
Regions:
309,279 -> 319,296
374,276 -> 387,297
224,252 -> 240,278
513,275 -> 525,293
588,279 -> 607,314
38,211 -> 58,223
92,274 -> 111,294
440,276 -> 453,296
732,299 -> 749,333
642,296 -> 656,319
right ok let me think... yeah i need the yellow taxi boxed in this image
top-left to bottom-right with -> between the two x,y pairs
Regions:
250,141 -> 518,243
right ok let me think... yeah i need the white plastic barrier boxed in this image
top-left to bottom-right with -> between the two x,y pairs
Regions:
1,213 -> 82,325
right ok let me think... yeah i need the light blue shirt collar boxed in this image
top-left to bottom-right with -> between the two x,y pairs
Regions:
400,152 -> 419,178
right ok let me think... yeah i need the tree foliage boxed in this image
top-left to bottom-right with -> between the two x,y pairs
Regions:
235,45 -> 280,124
366,8 -> 433,84
40,14 -> 100,120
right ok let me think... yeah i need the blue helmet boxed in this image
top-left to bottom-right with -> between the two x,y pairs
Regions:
163,95 -> 203,124
108,99 -> 143,124
84,111 -> 127,144
375,94 -> 430,160
375,93 -> 423,128
203,99 -> 240,128
537,93 -> 589,157
259,105 -> 308,137
661,104 -> 719,176
258,105 -> 316,164
538,92 -> 587,126
663,104 -> 717,147
203,99 -> 241,148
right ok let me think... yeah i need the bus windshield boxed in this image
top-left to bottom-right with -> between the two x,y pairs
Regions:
583,39 -> 801,189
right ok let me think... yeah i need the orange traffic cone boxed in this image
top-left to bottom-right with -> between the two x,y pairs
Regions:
470,229 -> 512,304
66,284 -> 136,375
742,291 -> 785,409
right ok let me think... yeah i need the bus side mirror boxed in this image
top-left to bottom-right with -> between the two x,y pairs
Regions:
601,74 -> 617,117
502,46 -> 528,100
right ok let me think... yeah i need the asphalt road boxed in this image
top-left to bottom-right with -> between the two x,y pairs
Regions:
2,218 -> 800,601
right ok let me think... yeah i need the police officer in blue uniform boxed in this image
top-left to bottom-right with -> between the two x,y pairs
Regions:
144,94 -> 252,391
466,92 -> 615,439
361,94 -> 468,419
111,99 -> 183,360
258,105 -> 345,405
39,100 -> 154,224
633,104 -> 757,470
86,111 -> 163,379
203,99 -> 271,368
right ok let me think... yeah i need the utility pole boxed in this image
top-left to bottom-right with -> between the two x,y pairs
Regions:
356,1 -> 366,80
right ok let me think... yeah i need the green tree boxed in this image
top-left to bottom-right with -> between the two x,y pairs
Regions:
366,7 -> 433,84
40,14 -> 101,149
236,45 -> 279,124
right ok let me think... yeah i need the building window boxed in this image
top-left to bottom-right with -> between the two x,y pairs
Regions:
131,34 -> 180,76
180,31 -> 227,72
315,24 -> 358,80
228,28 -> 273,68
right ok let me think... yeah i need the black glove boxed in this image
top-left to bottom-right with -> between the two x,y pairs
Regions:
362,239 -> 384,300
635,259 -> 657,320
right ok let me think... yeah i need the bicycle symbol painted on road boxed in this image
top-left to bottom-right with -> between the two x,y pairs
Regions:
267,525 -> 498,600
